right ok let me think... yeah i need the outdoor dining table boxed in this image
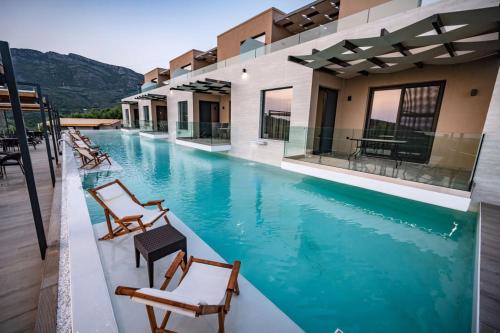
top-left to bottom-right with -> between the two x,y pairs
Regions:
348,137 -> 408,168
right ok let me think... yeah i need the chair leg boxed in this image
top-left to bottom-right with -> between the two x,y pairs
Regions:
145,305 -> 157,333
160,311 -> 171,330
218,310 -> 225,333
235,280 -> 240,296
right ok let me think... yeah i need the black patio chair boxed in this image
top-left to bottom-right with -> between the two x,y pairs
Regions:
0,152 -> 24,177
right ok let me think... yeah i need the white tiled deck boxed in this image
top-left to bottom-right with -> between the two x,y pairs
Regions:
92,213 -> 303,333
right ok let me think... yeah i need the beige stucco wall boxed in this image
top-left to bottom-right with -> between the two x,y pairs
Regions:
144,68 -> 169,83
217,8 -> 291,61
169,50 -> 211,75
311,57 -> 499,170
192,93 -> 230,123
339,0 -> 392,18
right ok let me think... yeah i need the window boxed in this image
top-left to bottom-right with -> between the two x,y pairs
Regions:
143,106 -> 149,121
365,81 -> 445,163
124,108 -> 129,123
178,101 -> 188,130
260,87 -> 292,141
181,64 -> 192,71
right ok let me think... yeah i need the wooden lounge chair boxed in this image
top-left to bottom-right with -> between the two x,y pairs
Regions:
115,251 -> 241,333
88,179 -> 170,240
75,147 -> 111,169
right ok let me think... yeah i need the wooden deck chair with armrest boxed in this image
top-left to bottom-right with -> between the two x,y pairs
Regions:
75,147 -> 111,169
116,251 -> 241,333
88,179 -> 170,240
70,131 -> 93,145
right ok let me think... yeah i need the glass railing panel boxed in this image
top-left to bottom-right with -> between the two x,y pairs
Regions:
176,122 -> 230,145
139,120 -> 153,131
337,9 -> 369,31
123,120 -> 140,129
159,0 -> 423,83
141,82 -> 159,93
266,34 -> 300,54
368,0 -> 421,23
155,120 -> 168,132
284,127 -> 483,191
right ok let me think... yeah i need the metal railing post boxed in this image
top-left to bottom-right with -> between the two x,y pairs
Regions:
45,98 -> 59,163
35,85 -> 55,186
0,40 -> 47,259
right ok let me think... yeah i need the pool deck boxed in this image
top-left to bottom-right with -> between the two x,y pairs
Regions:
479,203 -> 500,332
92,213 -> 304,333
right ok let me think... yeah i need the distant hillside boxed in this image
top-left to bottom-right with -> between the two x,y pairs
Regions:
11,48 -> 143,114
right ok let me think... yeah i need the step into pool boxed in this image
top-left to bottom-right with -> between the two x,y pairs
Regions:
81,131 -> 476,333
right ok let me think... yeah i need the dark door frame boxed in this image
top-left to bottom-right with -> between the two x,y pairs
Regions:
199,100 -> 220,138
315,86 -> 339,155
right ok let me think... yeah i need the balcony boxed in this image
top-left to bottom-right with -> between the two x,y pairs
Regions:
140,82 -> 161,93
283,127 -> 484,210
138,120 -> 169,140
175,122 -> 231,152
121,120 -> 141,134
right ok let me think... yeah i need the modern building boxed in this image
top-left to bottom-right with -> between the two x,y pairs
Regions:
121,0 -> 500,212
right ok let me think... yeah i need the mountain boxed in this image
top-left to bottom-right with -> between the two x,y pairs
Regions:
10,48 -> 143,114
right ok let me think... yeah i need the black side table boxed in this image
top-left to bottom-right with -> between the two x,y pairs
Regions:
134,224 -> 187,287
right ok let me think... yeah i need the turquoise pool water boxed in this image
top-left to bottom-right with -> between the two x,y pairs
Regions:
81,131 -> 477,333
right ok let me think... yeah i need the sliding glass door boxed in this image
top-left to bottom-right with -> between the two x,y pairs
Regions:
365,81 -> 445,163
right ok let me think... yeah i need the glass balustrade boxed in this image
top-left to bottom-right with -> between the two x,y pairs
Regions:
284,127 -> 483,191
165,0 -> 424,87
176,122 -> 230,146
138,120 -> 168,132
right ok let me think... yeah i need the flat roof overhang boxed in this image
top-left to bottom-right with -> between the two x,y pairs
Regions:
171,78 -> 231,95
134,93 -> 167,101
0,102 -> 49,112
288,6 -> 500,79
275,0 -> 340,34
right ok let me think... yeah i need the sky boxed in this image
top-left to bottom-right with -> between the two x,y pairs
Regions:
2,0 -> 310,74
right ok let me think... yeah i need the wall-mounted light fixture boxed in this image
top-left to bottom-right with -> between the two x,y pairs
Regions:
242,68 -> 248,79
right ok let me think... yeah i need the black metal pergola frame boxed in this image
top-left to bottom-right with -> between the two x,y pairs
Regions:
0,40 -> 61,259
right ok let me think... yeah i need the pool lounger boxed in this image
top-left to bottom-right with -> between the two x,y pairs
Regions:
115,251 -> 241,333
87,179 -> 170,240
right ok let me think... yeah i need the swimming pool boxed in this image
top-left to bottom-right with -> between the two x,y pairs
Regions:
81,131 -> 476,333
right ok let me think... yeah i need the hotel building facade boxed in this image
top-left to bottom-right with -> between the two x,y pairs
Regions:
121,0 -> 500,211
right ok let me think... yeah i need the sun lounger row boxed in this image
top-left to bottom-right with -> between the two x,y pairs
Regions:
67,128 -> 111,169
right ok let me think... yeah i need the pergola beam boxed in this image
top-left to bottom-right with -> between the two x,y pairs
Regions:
431,14 -> 456,57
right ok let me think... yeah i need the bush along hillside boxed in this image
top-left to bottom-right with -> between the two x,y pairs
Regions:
68,105 -> 123,119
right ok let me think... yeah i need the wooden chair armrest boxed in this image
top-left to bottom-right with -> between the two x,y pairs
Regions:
117,287 -> 201,312
118,214 -> 143,222
142,199 -> 165,207
115,286 -> 139,296
161,251 -> 185,290
227,261 -> 241,291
